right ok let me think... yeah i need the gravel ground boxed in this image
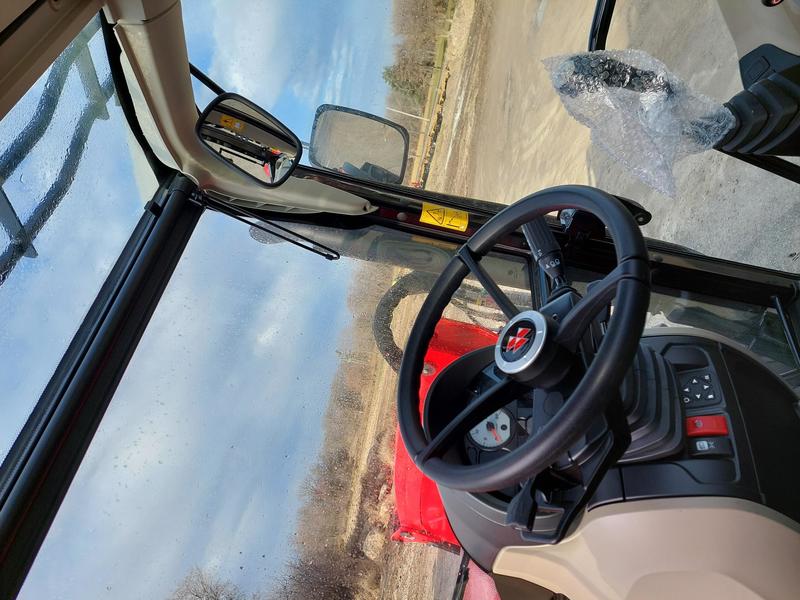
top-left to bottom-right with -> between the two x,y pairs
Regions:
426,0 -> 800,274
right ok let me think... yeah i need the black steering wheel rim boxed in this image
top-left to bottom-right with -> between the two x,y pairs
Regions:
397,185 -> 650,492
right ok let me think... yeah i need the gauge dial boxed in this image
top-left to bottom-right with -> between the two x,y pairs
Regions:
468,409 -> 513,449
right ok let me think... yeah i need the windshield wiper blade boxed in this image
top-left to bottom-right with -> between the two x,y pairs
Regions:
192,193 -> 340,261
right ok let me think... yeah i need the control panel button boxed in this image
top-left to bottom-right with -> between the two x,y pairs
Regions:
679,370 -> 721,408
686,415 -> 729,437
689,437 -> 733,458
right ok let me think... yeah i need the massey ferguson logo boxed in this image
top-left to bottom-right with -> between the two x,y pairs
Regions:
504,327 -> 532,353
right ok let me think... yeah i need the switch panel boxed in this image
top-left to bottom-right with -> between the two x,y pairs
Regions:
679,369 -> 720,409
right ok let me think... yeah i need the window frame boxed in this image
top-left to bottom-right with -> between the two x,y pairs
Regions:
0,14 -> 190,597
2,7 -> 800,599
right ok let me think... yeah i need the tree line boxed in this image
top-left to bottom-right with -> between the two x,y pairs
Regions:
383,0 -> 450,105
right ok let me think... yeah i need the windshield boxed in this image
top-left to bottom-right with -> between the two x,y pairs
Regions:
183,0 -> 799,275
19,211 -> 797,599
4,4 -> 800,598
19,215 -> 503,599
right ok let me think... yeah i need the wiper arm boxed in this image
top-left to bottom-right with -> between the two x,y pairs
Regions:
191,193 -> 340,261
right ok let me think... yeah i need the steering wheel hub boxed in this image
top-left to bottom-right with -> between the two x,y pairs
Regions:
495,310 -> 552,380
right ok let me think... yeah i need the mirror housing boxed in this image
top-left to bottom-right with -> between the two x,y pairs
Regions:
309,104 -> 410,185
196,93 -> 302,187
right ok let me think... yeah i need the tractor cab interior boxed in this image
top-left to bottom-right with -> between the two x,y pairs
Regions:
1,1 -> 800,599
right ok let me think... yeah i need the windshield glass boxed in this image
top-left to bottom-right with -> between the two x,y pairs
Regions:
0,16 -> 158,465
20,214 -> 491,599
183,0 -> 798,274
20,214 -> 796,599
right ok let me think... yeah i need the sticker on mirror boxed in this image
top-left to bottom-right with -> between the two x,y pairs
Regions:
219,114 -> 244,131
420,202 -> 469,232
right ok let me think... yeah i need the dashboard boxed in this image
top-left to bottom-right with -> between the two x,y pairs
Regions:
426,329 -> 800,570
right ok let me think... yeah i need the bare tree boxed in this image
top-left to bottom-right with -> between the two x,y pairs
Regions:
383,0 -> 449,102
168,568 -> 251,600
270,557 -> 359,600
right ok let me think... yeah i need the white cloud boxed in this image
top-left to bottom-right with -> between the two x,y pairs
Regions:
288,28 -> 354,107
207,0 -> 292,108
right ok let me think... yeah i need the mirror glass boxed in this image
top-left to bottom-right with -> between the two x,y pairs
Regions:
309,104 -> 409,185
197,95 -> 301,187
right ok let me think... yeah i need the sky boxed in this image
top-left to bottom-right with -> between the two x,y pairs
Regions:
0,3 -> 397,598
182,0 -> 396,144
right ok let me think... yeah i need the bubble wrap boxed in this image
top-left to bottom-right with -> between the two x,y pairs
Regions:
544,49 -> 735,196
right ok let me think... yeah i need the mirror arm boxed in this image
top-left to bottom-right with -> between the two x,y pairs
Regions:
189,63 -> 226,96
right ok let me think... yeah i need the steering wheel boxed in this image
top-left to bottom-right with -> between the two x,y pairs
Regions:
397,185 -> 650,493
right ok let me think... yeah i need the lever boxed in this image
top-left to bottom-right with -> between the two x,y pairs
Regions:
522,217 -> 567,288
505,478 -> 537,531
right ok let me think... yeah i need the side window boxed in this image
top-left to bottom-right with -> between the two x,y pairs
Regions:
0,16 -> 159,464
16,218 -> 526,599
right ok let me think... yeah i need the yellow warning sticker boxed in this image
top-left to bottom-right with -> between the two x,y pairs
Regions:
219,114 -> 244,132
420,202 -> 469,232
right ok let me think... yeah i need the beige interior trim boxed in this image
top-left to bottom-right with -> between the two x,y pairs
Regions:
0,0 -> 37,33
0,0 -> 102,120
493,496 -> 800,600
103,0 -> 371,215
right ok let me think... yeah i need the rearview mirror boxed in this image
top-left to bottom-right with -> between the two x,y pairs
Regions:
197,93 -> 301,187
309,104 -> 409,185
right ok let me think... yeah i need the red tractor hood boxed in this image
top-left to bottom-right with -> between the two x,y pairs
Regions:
392,318 -> 498,548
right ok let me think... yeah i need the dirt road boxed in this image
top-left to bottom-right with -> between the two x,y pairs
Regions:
427,0 -> 800,273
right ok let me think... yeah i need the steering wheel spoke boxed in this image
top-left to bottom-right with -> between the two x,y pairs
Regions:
554,258 -> 648,353
456,245 -> 520,320
417,374 -> 516,464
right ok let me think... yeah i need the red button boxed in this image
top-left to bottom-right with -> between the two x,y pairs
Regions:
685,415 -> 728,437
